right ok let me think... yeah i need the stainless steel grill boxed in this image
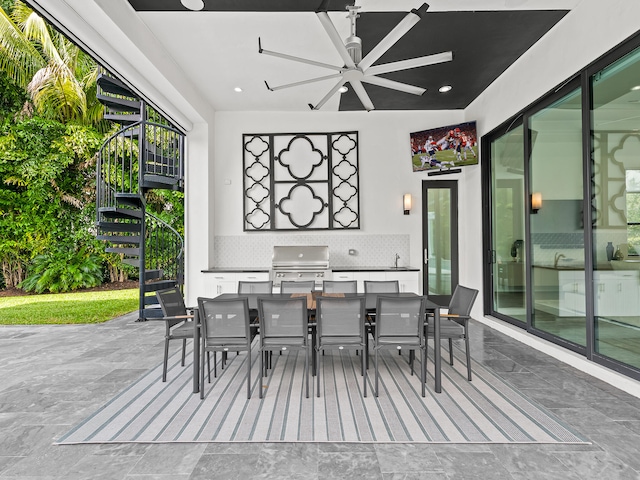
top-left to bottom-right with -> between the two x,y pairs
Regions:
270,245 -> 332,289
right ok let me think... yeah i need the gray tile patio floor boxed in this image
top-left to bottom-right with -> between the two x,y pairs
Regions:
1,313 -> 640,479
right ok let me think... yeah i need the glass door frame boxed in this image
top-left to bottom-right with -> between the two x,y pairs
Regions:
482,32 -> 640,380
422,179 -> 459,305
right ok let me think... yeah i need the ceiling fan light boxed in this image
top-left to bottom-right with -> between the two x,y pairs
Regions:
180,0 -> 204,11
338,86 -> 348,93
439,85 -> 452,93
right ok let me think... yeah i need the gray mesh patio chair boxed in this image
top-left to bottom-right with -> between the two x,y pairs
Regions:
257,296 -> 310,398
280,280 -> 315,293
315,296 -> 367,397
322,280 -> 357,293
427,285 -> 479,381
156,287 -> 195,382
197,296 -> 254,399
238,281 -> 273,294
364,280 -> 400,293
372,295 -> 427,397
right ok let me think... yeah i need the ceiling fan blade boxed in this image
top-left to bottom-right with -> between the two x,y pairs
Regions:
358,3 -> 429,72
350,80 -> 375,112
258,37 -> 343,72
316,12 -> 356,69
362,75 -> 425,96
265,73 -> 343,92
310,78 -> 347,110
365,51 -> 453,76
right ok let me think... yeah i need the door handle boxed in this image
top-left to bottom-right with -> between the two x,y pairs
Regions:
424,248 -> 429,264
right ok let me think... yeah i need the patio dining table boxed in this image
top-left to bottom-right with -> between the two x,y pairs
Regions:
191,292 -> 444,394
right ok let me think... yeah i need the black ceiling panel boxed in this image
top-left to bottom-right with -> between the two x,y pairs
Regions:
339,10 -> 568,110
127,0 -> 353,12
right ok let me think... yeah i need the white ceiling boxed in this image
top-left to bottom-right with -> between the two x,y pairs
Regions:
130,0 -> 583,112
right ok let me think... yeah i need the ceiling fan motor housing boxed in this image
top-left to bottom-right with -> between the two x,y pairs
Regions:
344,35 -> 362,64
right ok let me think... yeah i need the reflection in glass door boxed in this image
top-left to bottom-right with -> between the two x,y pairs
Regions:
490,125 -> 526,322
529,85 -> 586,347
422,180 -> 458,305
591,45 -> 640,369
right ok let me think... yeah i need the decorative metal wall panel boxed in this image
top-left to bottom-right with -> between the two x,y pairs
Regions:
243,132 -> 360,231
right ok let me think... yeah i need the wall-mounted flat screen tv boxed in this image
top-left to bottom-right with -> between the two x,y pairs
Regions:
410,121 -> 478,172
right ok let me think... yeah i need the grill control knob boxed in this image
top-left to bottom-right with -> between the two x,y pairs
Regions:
298,273 -> 303,278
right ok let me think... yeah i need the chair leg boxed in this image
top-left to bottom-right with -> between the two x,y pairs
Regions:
247,349 -> 252,399
207,351 -> 211,383
163,338 -> 170,382
375,349 -> 379,397
200,347 -> 205,400
421,346 -> 426,398
316,347 -> 321,398
181,338 -> 187,366
465,334 -> 472,381
259,349 -> 264,399
305,346 -> 309,399
362,347 -> 367,398
214,352 -> 217,378
449,338 -> 454,366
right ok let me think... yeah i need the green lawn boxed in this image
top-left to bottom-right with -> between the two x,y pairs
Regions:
0,288 -> 139,325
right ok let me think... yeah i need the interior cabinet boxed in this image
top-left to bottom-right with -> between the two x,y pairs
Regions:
594,271 -> 640,317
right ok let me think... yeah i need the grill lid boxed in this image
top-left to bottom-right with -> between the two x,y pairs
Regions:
272,245 -> 329,269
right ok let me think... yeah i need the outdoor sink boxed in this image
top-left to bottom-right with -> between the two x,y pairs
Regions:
610,259 -> 640,271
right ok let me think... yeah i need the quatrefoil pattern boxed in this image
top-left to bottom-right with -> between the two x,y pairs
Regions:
243,132 -> 359,231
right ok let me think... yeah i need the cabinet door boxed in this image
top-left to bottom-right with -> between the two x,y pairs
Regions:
210,274 -> 237,296
386,271 -> 420,293
236,272 -> 269,282
351,272 -> 371,293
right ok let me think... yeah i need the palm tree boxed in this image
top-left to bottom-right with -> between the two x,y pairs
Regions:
0,1 -> 102,125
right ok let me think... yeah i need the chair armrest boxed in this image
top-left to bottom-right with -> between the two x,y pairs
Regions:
158,314 -> 194,321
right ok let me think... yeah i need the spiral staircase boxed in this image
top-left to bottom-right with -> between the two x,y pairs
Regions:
95,72 -> 185,320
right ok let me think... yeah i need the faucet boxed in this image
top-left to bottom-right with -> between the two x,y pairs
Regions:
394,253 -> 400,268
554,253 -> 566,268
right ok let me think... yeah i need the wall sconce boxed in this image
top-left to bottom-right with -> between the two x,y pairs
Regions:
531,192 -> 542,213
403,194 -> 412,215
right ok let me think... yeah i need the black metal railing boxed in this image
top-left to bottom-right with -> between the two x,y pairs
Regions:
145,211 -> 184,286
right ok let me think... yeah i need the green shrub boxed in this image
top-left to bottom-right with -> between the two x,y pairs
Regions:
20,245 -> 103,293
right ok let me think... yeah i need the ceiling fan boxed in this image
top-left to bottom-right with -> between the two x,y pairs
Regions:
258,1 -> 453,112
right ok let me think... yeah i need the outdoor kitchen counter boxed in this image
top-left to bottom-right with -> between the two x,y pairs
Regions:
332,266 -> 420,271
202,268 -> 269,272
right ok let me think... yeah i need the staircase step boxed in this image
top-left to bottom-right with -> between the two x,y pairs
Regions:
99,207 -> 143,220
121,127 -> 140,138
97,234 -> 141,244
115,193 -> 144,208
105,247 -> 140,255
97,73 -> 139,99
144,280 -> 178,293
144,295 -> 161,306
121,258 -> 140,267
145,269 -> 164,281
141,174 -> 181,187
97,93 -> 142,113
97,221 -> 141,233
104,113 -> 142,125
141,307 -> 164,319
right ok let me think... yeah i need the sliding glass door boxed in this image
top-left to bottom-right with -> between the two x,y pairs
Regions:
489,125 -> 526,323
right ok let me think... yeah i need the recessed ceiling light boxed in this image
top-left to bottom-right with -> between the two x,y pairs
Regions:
338,86 -> 348,94
180,0 -> 204,11
439,85 -> 452,93
234,87 -> 243,93
632,85 -> 640,91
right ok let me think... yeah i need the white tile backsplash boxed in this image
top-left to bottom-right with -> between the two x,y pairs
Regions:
213,234 -> 410,268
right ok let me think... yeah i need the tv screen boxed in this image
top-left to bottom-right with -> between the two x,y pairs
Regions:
410,121 -> 478,172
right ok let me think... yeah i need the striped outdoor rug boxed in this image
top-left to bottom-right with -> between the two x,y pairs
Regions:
56,344 -> 587,444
